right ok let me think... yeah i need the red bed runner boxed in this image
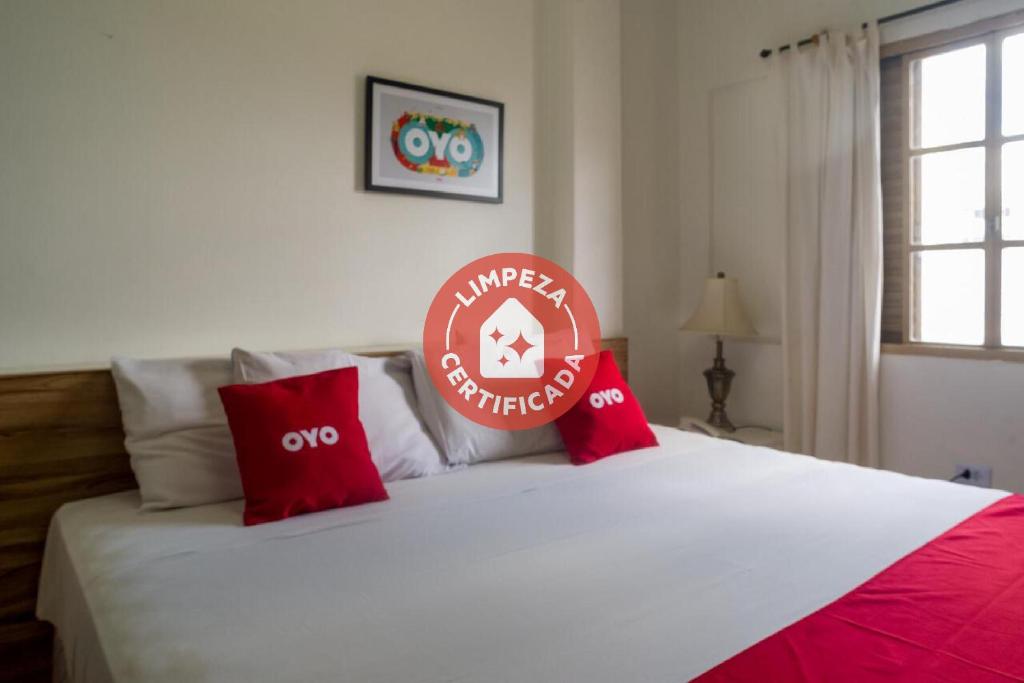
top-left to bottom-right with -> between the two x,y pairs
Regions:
694,494 -> 1024,682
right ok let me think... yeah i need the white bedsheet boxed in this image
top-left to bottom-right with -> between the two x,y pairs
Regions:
37,425 -> 1007,683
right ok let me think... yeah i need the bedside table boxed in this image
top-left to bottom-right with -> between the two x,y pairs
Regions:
678,418 -> 784,450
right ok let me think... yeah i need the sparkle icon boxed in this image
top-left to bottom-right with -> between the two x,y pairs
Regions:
507,332 -> 534,360
479,298 -> 544,378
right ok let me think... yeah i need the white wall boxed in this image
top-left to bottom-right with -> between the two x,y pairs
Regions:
0,0 -> 623,371
571,1 -> 623,336
674,0 -> 1024,491
620,0 -> 681,425
535,0 -> 624,336
882,354 -> 1024,491
535,0 -> 577,272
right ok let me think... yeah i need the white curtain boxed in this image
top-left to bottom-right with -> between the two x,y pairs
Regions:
780,24 -> 882,467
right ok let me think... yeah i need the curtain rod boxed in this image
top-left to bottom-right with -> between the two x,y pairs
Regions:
758,0 -> 965,58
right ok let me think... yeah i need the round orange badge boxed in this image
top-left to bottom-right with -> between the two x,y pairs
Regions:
422,253 -> 602,430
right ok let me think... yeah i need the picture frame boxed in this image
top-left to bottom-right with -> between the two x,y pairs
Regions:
364,76 -> 504,203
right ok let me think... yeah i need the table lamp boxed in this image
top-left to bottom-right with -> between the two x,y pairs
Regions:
680,272 -> 757,432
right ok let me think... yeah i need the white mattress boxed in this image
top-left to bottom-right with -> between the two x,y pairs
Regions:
37,425 -> 1007,683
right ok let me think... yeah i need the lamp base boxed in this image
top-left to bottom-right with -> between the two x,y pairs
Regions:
702,337 -> 735,433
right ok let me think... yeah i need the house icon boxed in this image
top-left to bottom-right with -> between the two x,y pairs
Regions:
479,298 -> 544,378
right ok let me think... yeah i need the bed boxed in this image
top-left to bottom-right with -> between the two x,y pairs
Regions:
37,424 -> 1013,683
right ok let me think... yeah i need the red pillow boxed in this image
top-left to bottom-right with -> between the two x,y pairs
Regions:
218,367 -> 388,525
555,350 -> 658,465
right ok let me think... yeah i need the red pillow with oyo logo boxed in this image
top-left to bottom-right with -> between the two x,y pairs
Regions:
555,350 -> 658,465
217,367 -> 388,525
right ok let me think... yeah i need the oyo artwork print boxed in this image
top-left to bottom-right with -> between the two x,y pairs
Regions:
365,76 -> 503,203
391,111 -> 484,178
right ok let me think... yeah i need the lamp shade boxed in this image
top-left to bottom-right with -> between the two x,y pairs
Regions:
680,273 -> 757,337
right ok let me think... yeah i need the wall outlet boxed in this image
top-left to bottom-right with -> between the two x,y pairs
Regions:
953,464 -> 993,488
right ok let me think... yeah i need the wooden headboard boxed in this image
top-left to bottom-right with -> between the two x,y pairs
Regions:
0,337 -> 627,682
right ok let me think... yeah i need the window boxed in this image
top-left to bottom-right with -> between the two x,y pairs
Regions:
881,15 -> 1024,354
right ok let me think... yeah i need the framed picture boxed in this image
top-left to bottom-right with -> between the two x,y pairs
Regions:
364,76 -> 503,203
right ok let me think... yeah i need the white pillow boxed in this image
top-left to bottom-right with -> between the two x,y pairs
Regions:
408,350 -> 564,465
231,348 -> 446,481
111,357 -> 243,510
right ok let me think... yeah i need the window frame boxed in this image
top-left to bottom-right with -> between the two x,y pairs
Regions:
885,13 -> 1024,361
